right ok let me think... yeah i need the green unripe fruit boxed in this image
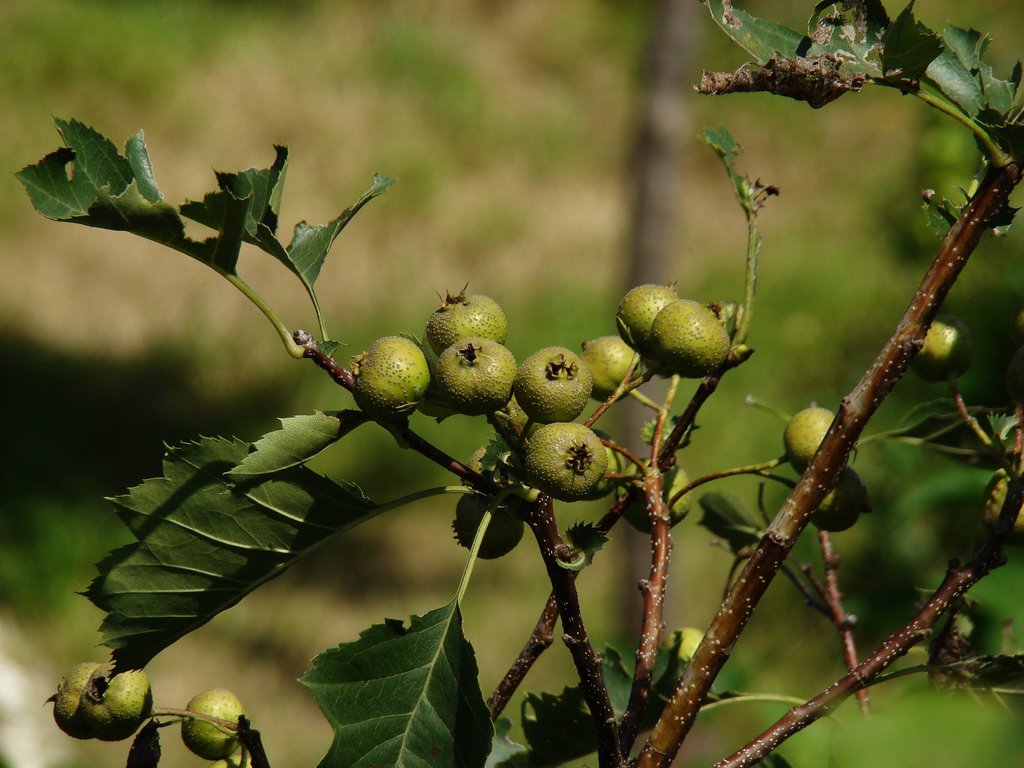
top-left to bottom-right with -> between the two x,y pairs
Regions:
784,406 -> 835,473
980,469 -> 1024,545
181,688 -> 245,760
452,494 -> 525,559
812,467 -> 870,532
662,627 -> 704,664
524,422 -> 609,501
434,337 -> 516,415
581,336 -> 635,400
52,662 -> 102,740
425,290 -> 507,355
622,468 -> 692,533
616,283 -> 680,354
912,314 -> 974,382
513,347 -> 593,424
352,336 -> 431,420
1007,346 -> 1024,404
586,431 -> 625,500
80,669 -> 153,742
647,300 -> 731,378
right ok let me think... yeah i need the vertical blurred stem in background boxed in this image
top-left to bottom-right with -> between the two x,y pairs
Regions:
618,0 -> 698,639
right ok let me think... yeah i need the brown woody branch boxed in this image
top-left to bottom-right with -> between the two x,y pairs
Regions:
714,474 -> 1024,768
487,594 -> 559,719
635,160 -> 1021,768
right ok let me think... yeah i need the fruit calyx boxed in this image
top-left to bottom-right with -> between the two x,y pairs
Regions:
545,354 -> 579,381
565,442 -> 595,473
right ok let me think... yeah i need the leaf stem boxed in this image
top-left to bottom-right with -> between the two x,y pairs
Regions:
223,272 -> 305,358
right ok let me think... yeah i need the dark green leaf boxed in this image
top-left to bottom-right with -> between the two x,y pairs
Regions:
301,600 -> 492,768
698,492 -> 762,551
924,27 -> 987,117
485,718 -> 529,768
520,688 -> 595,768
881,3 -> 943,81
230,411 -> 371,476
87,436 -> 378,671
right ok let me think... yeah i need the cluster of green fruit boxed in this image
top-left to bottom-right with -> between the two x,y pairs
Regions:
348,285 -> 729,555
50,664 -> 247,765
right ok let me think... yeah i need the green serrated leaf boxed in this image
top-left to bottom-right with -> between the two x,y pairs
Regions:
229,411 -> 371,476
924,27 -> 988,117
87,436 -> 378,672
485,718 -> 529,768
698,491 -> 762,551
600,645 -> 634,717
520,688 -> 595,768
319,340 -> 347,359
704,0 -> 809,64
301,600 -> 492,768
881,2 -> 943,82
558,522 -> 608,571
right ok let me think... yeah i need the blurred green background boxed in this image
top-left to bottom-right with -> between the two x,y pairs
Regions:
2,1 -> 1024,766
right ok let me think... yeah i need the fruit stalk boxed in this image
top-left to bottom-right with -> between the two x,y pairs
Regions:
714,474 -> 1024,768
635,160 -> 1022,768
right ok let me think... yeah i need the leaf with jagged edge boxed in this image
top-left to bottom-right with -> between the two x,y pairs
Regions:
229,410 -> 371,476
881,3 -> 943,82
17,118 -> 394,342
704,0 -> 809,64
557,522 -> 607,572
301,600 -> 492,768
87,436 -> 378,672
484,718 -> 528,768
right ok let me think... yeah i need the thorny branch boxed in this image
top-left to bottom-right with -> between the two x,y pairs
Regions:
635,160 -> 1022,768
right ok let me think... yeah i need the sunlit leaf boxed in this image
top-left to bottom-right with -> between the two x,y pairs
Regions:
229,410 -> 371,476
87,436 -> 378,672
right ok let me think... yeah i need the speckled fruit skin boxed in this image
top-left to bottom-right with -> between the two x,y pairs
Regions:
622,468 -> 692,533
80,669 -> 153,742
1007,346 -> 1024,404
783,406 -> 835,473
911,314 -> 974,382
812,467 -> 870,532
52,662 -> 102,739
181,688 -> 245,760
434,337 -> 516,415
980,469 -> 1024,545
513,347 -> 593,424
352,336 -> 431,419
524,422 -> 609,501
452,494 -> 525,559
662,627 -> 704,664
581,336 -> 635,400
616,284 -> 679,354
647,300 -> 730,378
425,292 -> 507,355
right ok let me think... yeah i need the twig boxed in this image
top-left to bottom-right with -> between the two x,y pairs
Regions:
713,474 -> 1024,768
635,160 -> 1021,768
817,530 -> 869,717
487,594 -> 559,719
523,496 -> 624,768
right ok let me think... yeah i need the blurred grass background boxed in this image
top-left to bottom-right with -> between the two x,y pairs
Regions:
2,0 -> 1024,766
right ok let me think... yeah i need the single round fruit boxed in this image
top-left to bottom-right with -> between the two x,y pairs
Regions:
182,688 -> 245,760
980,469 -> 1024,545
52,662 -> 102,740
80,669 -> 153,742
434,337 -> 516,415
1007,346 -> 1024,404
912,314 -> 974,382
662,627 -> 704,664
812,467 -> 870,532
513,347 -> 593,424
783,406 -> 835,473
424,290 -> 507,355
647,300 -> 730,378
524,422 -> 609,501
452,494 -> 525,559
622,468 -> 692,533
581,336 -> 635,400
616,284 -> 679,354
352,336 -> 431,420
